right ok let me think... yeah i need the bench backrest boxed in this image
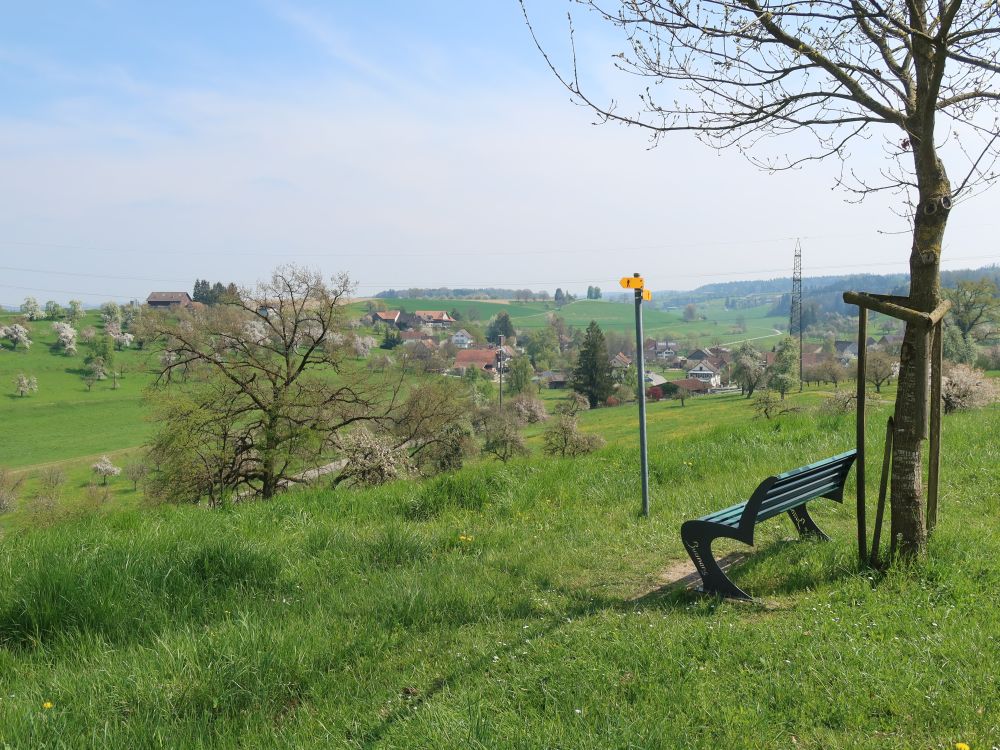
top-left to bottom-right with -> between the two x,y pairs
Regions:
740,449 -> 857,530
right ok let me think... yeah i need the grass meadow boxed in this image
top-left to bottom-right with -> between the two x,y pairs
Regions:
0,375 -> 998,746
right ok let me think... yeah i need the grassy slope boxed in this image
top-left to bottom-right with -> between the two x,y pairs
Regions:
353,296 -> 787,343
1,392 -> 998,747
0,312 -> 154,469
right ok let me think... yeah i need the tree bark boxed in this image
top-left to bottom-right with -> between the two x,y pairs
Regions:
890,138 -> 950,556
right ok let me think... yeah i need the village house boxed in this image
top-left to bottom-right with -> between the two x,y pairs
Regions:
686,347 -> 715,362
878,334 -> 904,351
686,360 -> 722,388
453,348 -> 499,377
414,310 -> 455,328
146,292 -> 193,309
610,352 -> 632,371
671,378 -> 711,395
540,370 -> 568,389
450,329 -> 474,349
400,330 -> 437,347
368,310 -> 401,327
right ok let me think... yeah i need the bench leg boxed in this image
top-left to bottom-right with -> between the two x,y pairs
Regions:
787,505 -> 830,541
680,521 -> 752,600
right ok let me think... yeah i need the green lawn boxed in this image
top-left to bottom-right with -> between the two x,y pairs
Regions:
1,384 -> 998,746
0,312 -> 155,469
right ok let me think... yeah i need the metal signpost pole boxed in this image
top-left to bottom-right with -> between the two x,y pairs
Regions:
632,273 -> 650,518
498,334 -> 504,415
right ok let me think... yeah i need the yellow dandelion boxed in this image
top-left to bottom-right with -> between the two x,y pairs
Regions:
955,743 -> 970,750
42,701 -> 54,710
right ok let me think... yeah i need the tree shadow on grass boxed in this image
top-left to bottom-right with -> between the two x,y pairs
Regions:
630,538 -> 863,609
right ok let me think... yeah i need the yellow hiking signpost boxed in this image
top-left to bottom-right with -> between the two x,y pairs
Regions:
621,273 -> 651,517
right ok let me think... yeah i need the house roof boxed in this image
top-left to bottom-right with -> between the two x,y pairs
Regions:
610,352 -> 632,368
374,310 -> 400,322
834,340 -> 857,353
455,349 -> 497,370
401,330 -> 431,341
452,329 -> 472,338
415,311 -> 455,322
146,292 -> 192,304
688,360 -> 719,373
686,348 -> 714,360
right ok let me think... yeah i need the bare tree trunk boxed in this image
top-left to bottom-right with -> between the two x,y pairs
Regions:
891,140 -> 949,556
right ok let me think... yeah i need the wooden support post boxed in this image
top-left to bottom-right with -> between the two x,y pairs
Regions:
856,306 -> 867,564
927,321 -> 943,533
870,418 -> 894,568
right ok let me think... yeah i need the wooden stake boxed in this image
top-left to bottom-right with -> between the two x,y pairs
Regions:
927,321 -> 943,533
856,306 -> 867,564
870,417 -> 894,568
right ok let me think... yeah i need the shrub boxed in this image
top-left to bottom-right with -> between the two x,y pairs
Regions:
417,420 -> 478,475
481,414 -> 528,463
942,364 -> 1000,414
542,415 -> 606,457
124,461 -> 150,491
506,393 -> 549,425
977,345 -> 1000,371
819,389 -> 882,415
555,392 -> 590,417
752,390 -> 799,420
646,386 -> 663,402
0,469 -> 24,514
605,395 -> 620,407
336,426 -> 413,487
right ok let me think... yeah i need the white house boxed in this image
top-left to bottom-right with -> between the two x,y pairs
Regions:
686,361 -> 721,388
450,329 -> 474,349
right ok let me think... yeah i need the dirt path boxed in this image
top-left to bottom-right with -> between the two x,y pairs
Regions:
9,447 -> 142,477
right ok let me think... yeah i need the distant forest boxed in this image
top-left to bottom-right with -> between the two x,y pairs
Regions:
645,265 -> 1000,317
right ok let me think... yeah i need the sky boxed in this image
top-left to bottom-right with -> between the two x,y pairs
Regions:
1,1 -> 998,306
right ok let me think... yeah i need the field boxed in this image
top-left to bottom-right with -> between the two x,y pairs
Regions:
1,383 -> 998,747
356,296 -> 788,343
0,297 -> 786,504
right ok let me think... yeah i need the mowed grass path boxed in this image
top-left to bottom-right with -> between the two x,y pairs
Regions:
1,395 -> 998,747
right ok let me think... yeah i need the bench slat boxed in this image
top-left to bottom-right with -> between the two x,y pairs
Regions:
757,482 -> 841,521
761,469 -> 850,511
773,449 -> 856,481
768,461 -> 853,497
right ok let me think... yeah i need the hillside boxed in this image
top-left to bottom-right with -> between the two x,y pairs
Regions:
1,391 -> 998,747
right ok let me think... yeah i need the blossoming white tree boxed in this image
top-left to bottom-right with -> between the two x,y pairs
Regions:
20,297 -> 41,320
14,373 -> 38,398
67,299 -> 85,324
91,455 -> 121,486
2,324 -> 32,351
52,322 -> 78,355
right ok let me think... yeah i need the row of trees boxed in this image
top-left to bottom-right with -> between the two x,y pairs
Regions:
191,279 -> 239,306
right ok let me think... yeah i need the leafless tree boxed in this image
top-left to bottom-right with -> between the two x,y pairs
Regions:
866,350 -> 898,392
147,266 -> 405,500
523,0 -> 1000,553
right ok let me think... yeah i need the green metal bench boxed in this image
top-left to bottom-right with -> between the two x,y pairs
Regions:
680,449 -> 857,599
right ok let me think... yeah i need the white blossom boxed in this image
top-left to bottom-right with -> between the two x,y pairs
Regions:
3,324 -> 32,350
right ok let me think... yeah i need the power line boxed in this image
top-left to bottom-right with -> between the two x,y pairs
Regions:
0,232 -> 876,258
0,266 -> 190,284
